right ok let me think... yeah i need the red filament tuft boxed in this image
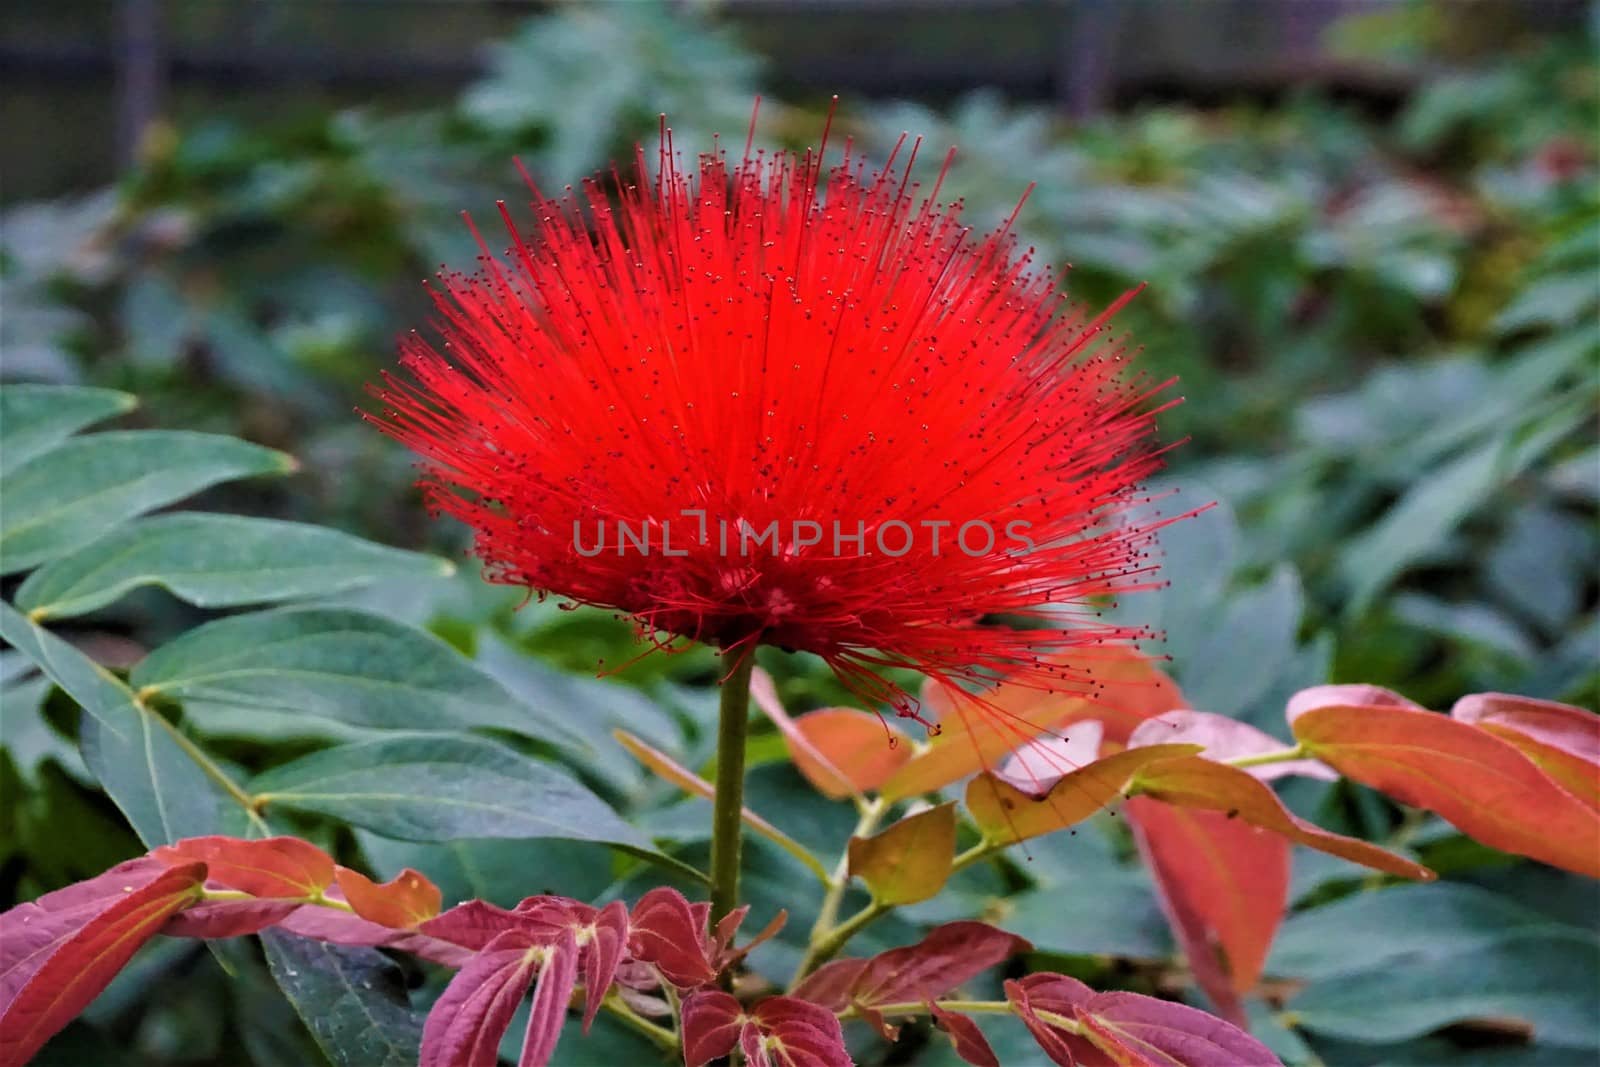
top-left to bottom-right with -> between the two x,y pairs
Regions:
368,107 -> 1183,719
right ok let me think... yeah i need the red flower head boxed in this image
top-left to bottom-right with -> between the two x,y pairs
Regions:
369,103 -> 1178,724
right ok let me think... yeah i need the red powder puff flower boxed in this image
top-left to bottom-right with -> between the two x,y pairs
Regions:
369,103 -> 1179,724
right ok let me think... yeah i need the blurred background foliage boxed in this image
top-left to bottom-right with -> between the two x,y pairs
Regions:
2,1 -> 1597,1065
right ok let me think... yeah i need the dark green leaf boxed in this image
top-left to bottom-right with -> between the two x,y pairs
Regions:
0,384 -> 134,476
0,601 -> 228,844
0,431 -> 292,574
130,607 -> 584,745
249,732 -> 652,850
16,513 -> 453,620
260,931 -> 424,1067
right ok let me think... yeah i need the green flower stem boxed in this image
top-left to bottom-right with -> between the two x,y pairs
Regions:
1223,742 -> 1308,769
600,992 -> 679,1051
709,651 -> 758,928
789,796 -> 889,986
855,999 -> 1015,1018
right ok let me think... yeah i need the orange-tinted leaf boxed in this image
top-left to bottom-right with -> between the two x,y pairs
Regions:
792,709 -> 912,800
847,803 -> 958,906
0,862 -> 205,1067
1129,756 -> 1434,880
1005,973 -> 1282,1067
965,744 -> 1202,846
1452,692 -> 1600,812
153,835 -> 335,898
1127,797 -> 1289,1014
612,729 -> 829,881
882,651 -> 1183,801
335,866 -> 442,929
1292,703 -> 1600,878
750,667 -> 910,800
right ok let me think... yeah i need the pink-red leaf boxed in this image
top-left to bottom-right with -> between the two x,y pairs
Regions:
742,997 -> 852,1067
163,898 -> 301,939
1127,798 -> 1288,1023
1129,711 -> 1335,782
420,929 -> 542,1067
1,857 -> 171,1005
421,900 -> 527,951
277,905 -> 474,967
629,887 -> 719,989
152,835 -> 335,898
1005,973 -> 1282,1067
1290,700 -> 1600,878
681,989 -> 743,1067
518,928 -> 578,1067
1452,692 -> 1600,811
930,1003 -> 1000,1067
0,862 -> 205,1067
335,866 -> 442,929
1129,756 -> 1434,880
793,921 -> 1030,1023
581,901 -> 629,1032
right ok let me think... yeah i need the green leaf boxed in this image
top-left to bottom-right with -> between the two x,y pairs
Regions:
0,384 -> 135,476
249,732 -> 653,851
260,931 -> 423,1067
1339,438 -> 1507,616
1269,883 -> 1566,980
0,601 -> 228,844
16,513 -> 454,620
1286,929 -> 1599,1046
1273,884 -> 1599,1046
0,431 -> 293,575
130,607 -> 583,744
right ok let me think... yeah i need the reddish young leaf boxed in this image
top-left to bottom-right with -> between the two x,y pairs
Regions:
742,997 -> 852,1067
1452,692 -> 1600,811
518,928 -> 579,1067
0,862 -> 205,1067
580,900 -> 630,1032
1129,711 -> 1336,782
2,857 -> 172,1004
790,708 -> 914,800
629,887 -> 719,989
965,744 -> 1203,846
1005,973 -> 1282,1067
420,929 -> 544,1067
1127,797 -> 1290,1021
793,921 -> 1030,1038
1291,702 -> 1600,878
681,989 -> 744,1067
278,905 -> 475,967
1129,756 -> 1434,880
153,836 -> 335,898
930,1003 -> 1000,1067
335,866 -> 442,929
162,898 -> 301,939
847,802 -> 958,906
421,900 -> 528,951
883,651 -> 1183,800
